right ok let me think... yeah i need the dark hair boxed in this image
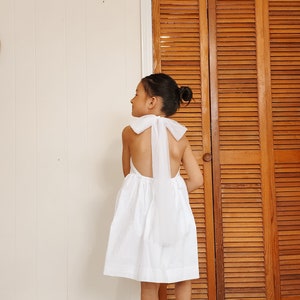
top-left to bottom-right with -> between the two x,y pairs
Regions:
141,73 -> 193,117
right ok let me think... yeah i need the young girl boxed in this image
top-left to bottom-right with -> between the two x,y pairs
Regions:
104,73 -> 203,300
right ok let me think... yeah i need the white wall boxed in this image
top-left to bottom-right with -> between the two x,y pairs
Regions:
0,0 -> 142,299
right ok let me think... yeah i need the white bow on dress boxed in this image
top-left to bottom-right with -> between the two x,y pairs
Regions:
130,115 -> 187,245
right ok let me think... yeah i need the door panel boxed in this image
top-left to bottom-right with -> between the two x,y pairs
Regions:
208,0 -> 274,298
153,0 -> 216,299
269,0 -> 300,298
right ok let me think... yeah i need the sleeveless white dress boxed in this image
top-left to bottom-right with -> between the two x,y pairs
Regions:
103,115 -> 199,283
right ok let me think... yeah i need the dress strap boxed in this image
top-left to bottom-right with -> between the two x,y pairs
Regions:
130,115 -> 187,245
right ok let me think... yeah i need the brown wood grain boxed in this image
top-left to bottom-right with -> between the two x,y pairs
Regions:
153,0 -> 300,299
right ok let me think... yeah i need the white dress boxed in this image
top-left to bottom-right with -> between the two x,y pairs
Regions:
103,115 -> 199,283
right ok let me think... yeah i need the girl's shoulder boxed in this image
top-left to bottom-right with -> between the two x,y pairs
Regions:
122,125 -> 136,143
122,125 -> 132,134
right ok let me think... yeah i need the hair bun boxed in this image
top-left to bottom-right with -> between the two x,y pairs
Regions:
179,86 -> 193,103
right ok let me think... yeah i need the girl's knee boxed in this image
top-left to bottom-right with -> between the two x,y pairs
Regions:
141,282 -> 160,300
176,280 -> 191,287
175,280 -> 192,299
141,282 -> 160,292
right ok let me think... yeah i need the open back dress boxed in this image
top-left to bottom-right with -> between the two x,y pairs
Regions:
103,115 -> 199,283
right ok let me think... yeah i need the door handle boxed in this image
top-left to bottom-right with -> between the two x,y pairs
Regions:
203,153 -> 212,162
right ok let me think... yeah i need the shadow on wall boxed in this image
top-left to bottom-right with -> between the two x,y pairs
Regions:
84,137 -> 140,300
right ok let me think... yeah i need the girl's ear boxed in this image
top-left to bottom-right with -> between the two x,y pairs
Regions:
148,96 -> 158,109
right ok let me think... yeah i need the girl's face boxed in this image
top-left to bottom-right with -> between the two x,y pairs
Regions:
130,82 -> 150,117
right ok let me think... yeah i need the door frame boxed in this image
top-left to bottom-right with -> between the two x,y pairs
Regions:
140,0 -> 153,76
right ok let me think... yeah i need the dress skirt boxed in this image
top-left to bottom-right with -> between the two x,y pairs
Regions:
103,163 -> 199,283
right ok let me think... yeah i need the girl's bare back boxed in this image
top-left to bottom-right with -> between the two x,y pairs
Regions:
122,124 -> 202,192
122,125 -> 186,177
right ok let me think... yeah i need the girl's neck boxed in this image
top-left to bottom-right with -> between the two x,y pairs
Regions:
144,112 -> 166,117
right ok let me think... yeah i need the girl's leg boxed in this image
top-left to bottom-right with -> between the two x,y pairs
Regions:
141,282 -> 160,300
175,280 -> 192,300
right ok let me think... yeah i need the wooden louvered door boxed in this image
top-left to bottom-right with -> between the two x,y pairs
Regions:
269,0 -> 300,298
209,0 -> 300,299
209,0 -> 278,299
153,0 -> 300,299
153,0 -> 216,299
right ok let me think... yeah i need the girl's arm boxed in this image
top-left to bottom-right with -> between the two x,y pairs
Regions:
122,126 -> 131,177
182,140 -> 203,193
